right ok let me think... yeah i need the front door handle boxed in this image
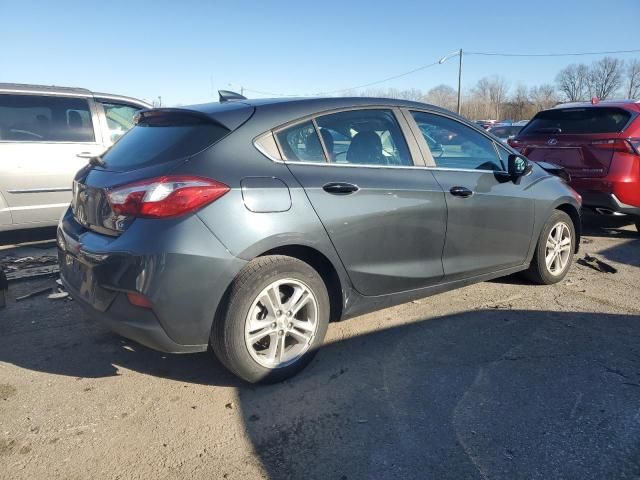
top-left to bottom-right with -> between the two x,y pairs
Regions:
449,186 -> 473,198
323,182 -> 359,195
76,152 -> 95,159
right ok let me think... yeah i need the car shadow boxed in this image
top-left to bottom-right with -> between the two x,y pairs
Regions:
1,299 -> 639,479
238,309 -> 640,480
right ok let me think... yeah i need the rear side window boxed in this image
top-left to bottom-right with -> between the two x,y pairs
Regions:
0,94 -> 95,142
101,117 -> 229,170
521,107 -> 632,135
275,121 -> 325,162
316,109 -> 412,166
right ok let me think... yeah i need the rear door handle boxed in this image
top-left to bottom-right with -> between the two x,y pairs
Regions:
323,182 -> 359,195
449,186 -> 473,198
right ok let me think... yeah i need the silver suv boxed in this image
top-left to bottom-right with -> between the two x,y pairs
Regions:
0,83 -> 150,231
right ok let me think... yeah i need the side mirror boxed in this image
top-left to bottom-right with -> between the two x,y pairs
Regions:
508,154 -> 532,183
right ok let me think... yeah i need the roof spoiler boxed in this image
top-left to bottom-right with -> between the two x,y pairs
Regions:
218,90 -> 247,103
135,108 -> 225,127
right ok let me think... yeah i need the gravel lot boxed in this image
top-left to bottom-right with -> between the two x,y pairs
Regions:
1,220 -> 639,480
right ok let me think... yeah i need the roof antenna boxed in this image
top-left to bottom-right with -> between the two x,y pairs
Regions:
219,90 -> 247,103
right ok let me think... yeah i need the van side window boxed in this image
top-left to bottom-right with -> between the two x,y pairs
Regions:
0,94 -> 95,142
100,102 -> 142,142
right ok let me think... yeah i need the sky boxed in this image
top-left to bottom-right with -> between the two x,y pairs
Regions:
2,0 -> 639,106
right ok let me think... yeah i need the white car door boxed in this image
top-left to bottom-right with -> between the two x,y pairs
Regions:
0,93 -> 106,227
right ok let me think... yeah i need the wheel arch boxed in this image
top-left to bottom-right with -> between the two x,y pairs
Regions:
257,244 -> 345,323
554,202 -> 581,253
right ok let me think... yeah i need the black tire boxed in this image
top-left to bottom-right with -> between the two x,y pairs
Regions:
210,255 -> 330,384
523,210 -> 576,285
635,220 -> 640,234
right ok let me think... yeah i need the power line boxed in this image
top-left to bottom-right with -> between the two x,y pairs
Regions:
240,48 -> 640,98
467,48 -> 640,57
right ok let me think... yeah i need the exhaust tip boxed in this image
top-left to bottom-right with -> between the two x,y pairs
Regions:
594,208 -> 625,216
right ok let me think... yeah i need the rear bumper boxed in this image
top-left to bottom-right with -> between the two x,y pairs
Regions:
64,279 -> 206,353
57,209 -> 247,353
577,190 -> 640,217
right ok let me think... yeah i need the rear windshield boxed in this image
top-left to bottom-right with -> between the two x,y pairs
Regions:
520,107 -> 632,135
101,121 -> 229,170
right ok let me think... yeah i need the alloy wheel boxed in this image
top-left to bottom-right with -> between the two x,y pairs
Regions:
244,278 -> 319,369
545,222 -> 572,276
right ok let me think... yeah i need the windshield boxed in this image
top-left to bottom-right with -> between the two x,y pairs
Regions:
520,107 -> 632,135
101,121 -> 229,170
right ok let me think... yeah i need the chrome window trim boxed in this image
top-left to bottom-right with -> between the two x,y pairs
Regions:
253,131 -> 284,162
253,105 -> 509,174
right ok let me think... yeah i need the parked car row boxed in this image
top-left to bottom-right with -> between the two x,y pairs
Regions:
0,83 -> 150,231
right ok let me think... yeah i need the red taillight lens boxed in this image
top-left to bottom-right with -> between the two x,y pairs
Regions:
107,175 -> 229,218
127,292 -> 153,308
590,139 -> 637,154
507,138 -> 519,148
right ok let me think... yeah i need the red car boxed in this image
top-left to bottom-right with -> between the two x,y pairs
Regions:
510,100 -> 640,232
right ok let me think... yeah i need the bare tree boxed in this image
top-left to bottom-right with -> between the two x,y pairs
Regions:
556,63 -> 589,101
424,84 -> 457,111
487,76 -> 510,119
626,59 -> 640,99
588,57 -> 624,100
530,84 -> 559,112
509,84 -> 530,120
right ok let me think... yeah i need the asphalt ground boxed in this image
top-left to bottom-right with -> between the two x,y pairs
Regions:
1,219 -> 639,479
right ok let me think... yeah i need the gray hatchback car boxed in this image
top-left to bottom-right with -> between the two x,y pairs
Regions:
57,95 -> 581,383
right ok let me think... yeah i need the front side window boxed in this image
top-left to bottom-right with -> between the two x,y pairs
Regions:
411,111 -> 503,171
100,102 -> 143,142
0,94 -> 95,142
316,109 -> 412,166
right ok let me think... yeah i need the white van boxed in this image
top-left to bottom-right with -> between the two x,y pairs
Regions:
0,83 -> 150,231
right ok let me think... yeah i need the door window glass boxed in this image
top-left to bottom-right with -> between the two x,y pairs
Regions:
315,109 -> 412,166
0,94 -> 95,142
411,111 -> 503,171
275,121 -> 325,162
100,102 -> 143,142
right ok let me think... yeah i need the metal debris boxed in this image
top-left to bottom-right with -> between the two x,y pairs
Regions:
0,270 -> 7,308
0,253 -> 59,281
48,291 -> 70,300
577,254 -> 618,274
15,286 -> 53,301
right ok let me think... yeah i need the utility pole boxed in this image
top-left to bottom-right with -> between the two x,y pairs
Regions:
439,49 -> 464,115
457,49 -> 463,115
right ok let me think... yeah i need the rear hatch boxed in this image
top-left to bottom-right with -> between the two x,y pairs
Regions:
510,106 -> 635,178
71,105 -> 252,236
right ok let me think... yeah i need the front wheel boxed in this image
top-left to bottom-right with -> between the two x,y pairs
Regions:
523,210 -> 576,285
210,255 -> 330,384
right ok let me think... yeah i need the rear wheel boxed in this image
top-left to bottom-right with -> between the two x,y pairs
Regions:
211,255 -> 330,384
524,210 -> 575,285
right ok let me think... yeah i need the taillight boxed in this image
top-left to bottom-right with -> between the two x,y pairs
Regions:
507,138 -> 520,148
107,175 -> 229,218
127,292 -> 153,309
590,139 -> 638,155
